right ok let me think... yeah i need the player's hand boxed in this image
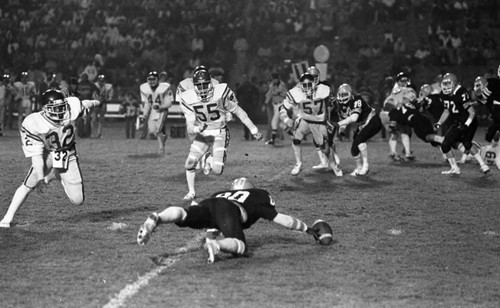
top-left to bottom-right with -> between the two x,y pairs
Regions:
326,121 -> 337,135
35,179 -> 48,194
456,123 -> 467,132
306,227 -> 320,241
284,118 -> 294,128
433,122 -> 441,131
252,131 -> 263,141
198,123 -> 207,133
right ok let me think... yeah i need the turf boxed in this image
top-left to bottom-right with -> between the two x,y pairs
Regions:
0,120 -> 499,308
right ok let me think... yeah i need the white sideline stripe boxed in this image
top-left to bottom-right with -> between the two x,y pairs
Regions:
103,233 -> 205,308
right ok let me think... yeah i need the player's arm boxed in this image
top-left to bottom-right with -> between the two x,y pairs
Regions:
337,111 -> 359,127
272,213 -> 308,232
157,87 -> 174,111
179,99 -> 206,134
279,94 -> 294,127
434,109 -> 449,129
81,99 -> 101,109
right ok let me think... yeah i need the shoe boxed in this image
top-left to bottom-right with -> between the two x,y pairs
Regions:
403,154 -> 416,161
137,213 -> 159,245
330,163 -> 343,176
200,152 -> 212,175
480,164 -> 490,174
358,166 -> 369,175
291,163 -> 302,176
203,238 -> 220,264
206,228 -> 221,240
389,153 -> 400,161
183,192 -> 196,201
265,140 -> 274,145
312,163 -> 328,170
0,220 -> 11,228
441,167 -> 461,175
350,168 -> 361,176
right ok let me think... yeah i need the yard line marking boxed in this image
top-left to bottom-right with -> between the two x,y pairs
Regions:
103,233 -> 205,308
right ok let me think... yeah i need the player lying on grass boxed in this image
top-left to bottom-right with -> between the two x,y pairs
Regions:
0,89 -> 100,228
137,177 -> 332,263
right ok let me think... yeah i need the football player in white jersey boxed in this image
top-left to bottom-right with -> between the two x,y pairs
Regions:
13,71 -> 37,130
279,72 -> 342,176
179,67 -> 262,201
0,90 -> 101,228
139,71 -> 174,153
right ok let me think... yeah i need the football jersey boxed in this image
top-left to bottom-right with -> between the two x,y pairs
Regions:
337,95 -> 375,126
179,83 -> 239,130
420,93 -> 444,121
20,97 -> 91,158
283,84 -> 330,123
140,82 -> 174,120
439,85 -> 473,124
481,77 -> 500,122
210,188 -> 278,229
480,143 -> 500,169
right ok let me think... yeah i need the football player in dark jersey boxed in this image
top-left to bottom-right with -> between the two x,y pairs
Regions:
389,88 -> 443,147
434,73 -> 490,175
137,178 -> 327,263
473,75 -> 500,144
330,83 -> 383,176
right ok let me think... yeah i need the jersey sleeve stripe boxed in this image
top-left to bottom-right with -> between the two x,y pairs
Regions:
21,127 -> 43,142
180,101 -> 194,112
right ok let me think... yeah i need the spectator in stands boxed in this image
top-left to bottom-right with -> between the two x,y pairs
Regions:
93,74 -> 113,139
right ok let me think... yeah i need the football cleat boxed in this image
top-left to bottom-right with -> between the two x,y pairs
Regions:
441,167 -> 461,175
480,164 -> 490,174
312,163 -> 328,170
183,192 -> 196,201
203,238 -> 220,264
0,220 -> 11,228
137,213 -> 159,245
330,163 -> 343,177
388,153 -> 401,161
291,163 -> 302,176
350,168 -> 361,176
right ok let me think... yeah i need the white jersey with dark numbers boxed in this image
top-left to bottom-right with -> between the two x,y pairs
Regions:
282,84 -> 330,123
480,143 -> 500,169
180,83 -> 257,134
20,97 -> 98,158
140,82 -> 174,120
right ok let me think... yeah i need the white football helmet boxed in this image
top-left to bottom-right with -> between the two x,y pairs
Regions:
231,177 -> 255,190
299,73 -> 315,97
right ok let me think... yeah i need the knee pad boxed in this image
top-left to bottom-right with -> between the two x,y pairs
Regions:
211,148 -> 226,175
184,156 -> 197,171
292,139 -> 301,145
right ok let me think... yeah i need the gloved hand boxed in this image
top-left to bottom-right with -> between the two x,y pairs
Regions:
252,131 -> 263,141
326,121 -> 338,135
35,179 -> 48,194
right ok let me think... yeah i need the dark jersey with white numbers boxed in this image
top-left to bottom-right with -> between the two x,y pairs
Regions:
439,86 -> 473,125
337,95 -> 375,126
420,93 -> 444,122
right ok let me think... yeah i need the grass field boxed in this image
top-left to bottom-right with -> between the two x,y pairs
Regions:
0,119 -> 499,308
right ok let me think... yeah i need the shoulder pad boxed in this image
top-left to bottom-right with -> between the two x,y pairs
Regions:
316,84 -> 331,97
180,89 -> 198,104
157,82 -> 171,91
212,83 -> 229,99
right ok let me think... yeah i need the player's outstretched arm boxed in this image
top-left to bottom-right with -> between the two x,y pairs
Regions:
272,213 -> 308,232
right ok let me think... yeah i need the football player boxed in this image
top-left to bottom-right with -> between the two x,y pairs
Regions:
279,72 -> 342,176
179,67 -> 262,201
473,75 -> 500,145
381,72 -> 416,161
434,73 -> 490,175
0,90 -> 101,228
479,135 -> 500,170
13,71 -> 37,130
306,66 -> 340,170
139,71 -> 174,153
137,177 -> 328,263
92,74 -> 113,139
330,83 -> 383,176
389,87 -> 443,147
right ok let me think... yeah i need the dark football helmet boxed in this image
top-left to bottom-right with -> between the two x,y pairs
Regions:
299,72 -> 315,97
336,83 -> 353,104
147,71 -> 159,88
231,177 -> 255,190
41,89 -> 68,122
441,73 -> 458,95
396,72 -> 411,88
193,67 -> 213,102
97,74 -> 105,82
306,66 -> 320,86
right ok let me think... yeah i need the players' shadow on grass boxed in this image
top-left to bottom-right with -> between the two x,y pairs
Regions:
394,161 -> 446,169
285,175 -> 392,192
463,174 -> 498,188
64,206 -> 157,223
127,153 -> 164,159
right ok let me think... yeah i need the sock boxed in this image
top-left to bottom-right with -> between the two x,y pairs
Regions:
358,143 -> 369,168
218,238 -> 246,255
401,134 -> 411,156
186,170 -> 196,194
